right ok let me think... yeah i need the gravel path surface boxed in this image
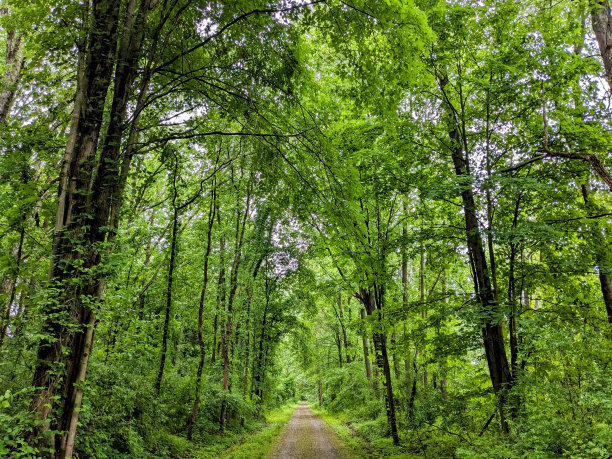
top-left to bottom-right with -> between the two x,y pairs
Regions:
270,402 -> 340,459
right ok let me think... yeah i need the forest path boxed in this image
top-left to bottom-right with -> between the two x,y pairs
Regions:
269,402 -> 342,459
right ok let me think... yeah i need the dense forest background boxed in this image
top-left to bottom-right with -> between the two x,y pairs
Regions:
1,0 -> 612,457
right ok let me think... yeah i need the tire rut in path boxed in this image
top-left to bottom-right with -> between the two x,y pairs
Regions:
270,402 -> 340,459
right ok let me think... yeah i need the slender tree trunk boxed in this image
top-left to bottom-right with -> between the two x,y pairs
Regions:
211,313 -> 219,364
408,354 -> 418,419
485,91 -> 500,303
186,188 -> 216,440
243,291 -> 252,397
242,257 -> 262,397
419,242 -> 427,387
220,183 -> 250,432
360,308 -> 372,382
0,227 -> 24,346
391,326 -> 400,380
508,195 -> 522,378
336,295 -> 351,363
402,200 -> 410,396
359,286 -> 399,445
334,329 -> 343,365
156,181 -> 179,395
213,201 -> 226,365
440,270 -> 449,397
252,280 -> 270,408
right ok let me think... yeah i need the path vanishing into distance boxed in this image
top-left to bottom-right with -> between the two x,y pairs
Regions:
270,402 -> 343,459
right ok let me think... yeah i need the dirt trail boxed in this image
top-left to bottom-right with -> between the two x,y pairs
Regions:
270,402 -> 341,459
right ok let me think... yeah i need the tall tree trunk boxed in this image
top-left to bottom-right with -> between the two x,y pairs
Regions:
338,295 -> 351,363
252,276 -> 271,410
419,242 -> 427,387
220,183 -> 251,432
408,354 -> 418,419
30,1 -> 158,454
440,270 -> 449,397
156,175 -> 179,395
186,188 -> 216,440
359,286 -> 399,445
211,313 -> 219,364
439,75 -> 513,433
402,199 -> 410,396
213,200 -> 226,365
29,1 -> 122,453
508,195 -> 522,377
242,261 -> 261,398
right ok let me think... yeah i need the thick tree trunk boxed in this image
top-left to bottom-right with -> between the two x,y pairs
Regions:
591,0 -> 612,90
439,75 -> 513,433
29,1 -> 122,453
30,1 -> 157,454
0,25 -> 25,123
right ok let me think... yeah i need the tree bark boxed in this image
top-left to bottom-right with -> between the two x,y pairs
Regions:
508,195 -> 522,377
358,286 -> 399,445
0,227 -> 24,346
439,75 -> 513,433
186,187 -> 216,440
156,172 -> 179,395
213,199 -> 226,365
0,22 -> 25,123
29,1 -> 122,453
360,308 -> 372,382
591,0 -> 612,90
337,295 -> 351,363
220,182 -> 251,432
243,255 -> 263,397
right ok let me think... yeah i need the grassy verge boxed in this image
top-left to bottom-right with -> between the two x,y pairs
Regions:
139,403 -> 298,458
310,405 -> 423,459
310,405 -> 376,459
209,402 -> 298,459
